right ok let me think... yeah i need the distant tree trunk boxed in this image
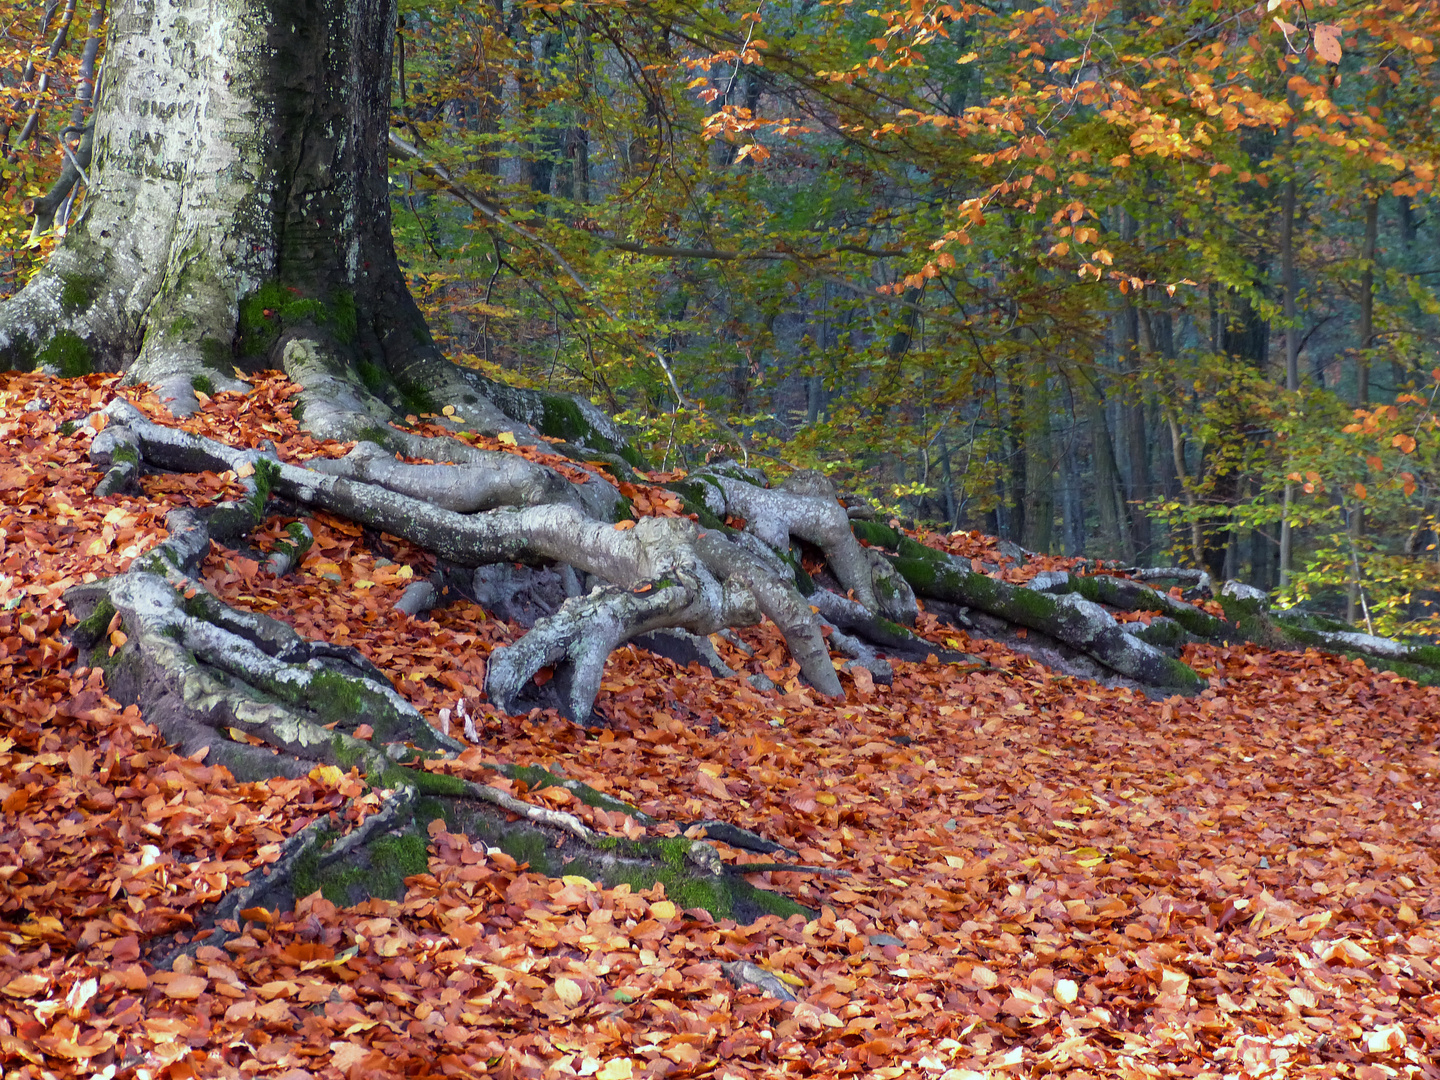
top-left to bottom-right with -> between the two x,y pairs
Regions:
1399,193 -> 1417,249
1163,405 -> 1204,566
1004,356 -> 1027,544
1115,217 -> 1152,562
1085,385 -> 1132,561
1349,192 -> 1380,623
1356,194 -> 1378,408
1278,176 -> 1300,587
1023,375 -> 1054,553
1141,306 -> 1203,568
1059,398 -> 1086,556
473,0 -> 507,178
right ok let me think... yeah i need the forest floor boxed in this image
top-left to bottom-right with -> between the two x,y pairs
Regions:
2,369 -> 1439,1080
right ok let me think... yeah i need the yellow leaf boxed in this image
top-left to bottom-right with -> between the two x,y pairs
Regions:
597,1060 -> 635,1080
650,900 -> 677,919
553,977 -> 583,1007
497,431 -> 518,445
309,764 -> 344,787
815,792 -> 838,806
442,405 -> 456,417
2,973 -> 48,997
1054,979 -> 1079,1004
1159,968 -> 1189,996
764,966 -> 806,987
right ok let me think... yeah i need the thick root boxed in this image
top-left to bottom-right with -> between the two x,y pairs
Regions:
680,464 -> 889,615
65,507 -> 817,948
94,398 -> 842,723
853,520 -> 1206,692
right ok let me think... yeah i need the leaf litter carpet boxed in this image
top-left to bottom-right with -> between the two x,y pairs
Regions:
1,371 -> 1438,1079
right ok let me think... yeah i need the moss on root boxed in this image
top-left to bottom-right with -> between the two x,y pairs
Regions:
431,799 -> 810,922
535,394 -> 644,467
293,827 -> 431,906
71,597 -> 117,649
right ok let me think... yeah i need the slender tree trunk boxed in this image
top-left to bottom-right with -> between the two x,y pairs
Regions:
1356,194 -> 1378,407
1115,215 -> 1152,562
1278,176 -> 1300,587
1005,355 -> 1027,544
1163,406 -> 1204,567
1349,193 -> 1379,623
1059,398 -> 1085,556
1086,386 -> 1132,561
1023,375 -> 1054,553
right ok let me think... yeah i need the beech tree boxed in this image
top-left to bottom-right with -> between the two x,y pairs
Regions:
6,0 -> 1438,931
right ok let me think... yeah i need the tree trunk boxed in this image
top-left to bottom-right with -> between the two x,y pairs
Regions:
1085,384 -> 1132,561
1116,289 -> 1152,562
1278,176 -> 1300,587
2,0 -> 496,432
1023,373 -> 1054,553
1349,193 -> 1378,623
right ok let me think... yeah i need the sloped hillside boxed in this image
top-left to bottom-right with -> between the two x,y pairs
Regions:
2,371 -> 1438,1079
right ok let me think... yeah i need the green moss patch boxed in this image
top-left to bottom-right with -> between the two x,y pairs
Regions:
72,597 -> 117,649
60,274 -> 100,314
38,330 -> 92,378
238,282 -> 358,361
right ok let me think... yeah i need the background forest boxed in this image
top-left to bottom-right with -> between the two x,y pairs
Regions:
5,0 -> 1440,635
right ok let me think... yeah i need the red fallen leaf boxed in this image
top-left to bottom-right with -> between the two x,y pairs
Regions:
633,583 -> 653,594
158,974 -> 207,1000
239,906 -> 276,925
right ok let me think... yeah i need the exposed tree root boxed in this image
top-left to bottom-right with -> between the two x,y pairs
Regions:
65,363 -> 1440,973
90,397 -> 867,720
64,513 -> 818,964
850,521 -> 1207,692
65,397 -> 919,954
